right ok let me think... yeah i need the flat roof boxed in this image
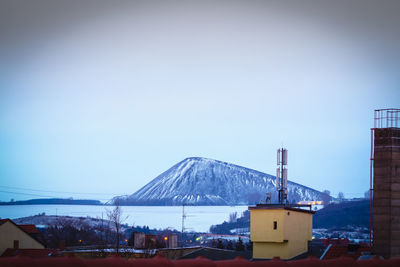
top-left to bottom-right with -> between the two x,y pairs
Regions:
248,204 -> 315,214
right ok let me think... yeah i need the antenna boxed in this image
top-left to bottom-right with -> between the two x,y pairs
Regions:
276,148 -> 288,204
266,192 -> 272,204
276,168 -> 280,190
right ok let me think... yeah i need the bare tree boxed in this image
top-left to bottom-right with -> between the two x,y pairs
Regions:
100,214 -> 113,252
229,212 -> 238,223
106,204 -> 127,254
364,190 -> 371,199
337,192 -> 345,202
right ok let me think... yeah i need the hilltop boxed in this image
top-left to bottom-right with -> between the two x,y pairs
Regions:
114,157 -> 324,205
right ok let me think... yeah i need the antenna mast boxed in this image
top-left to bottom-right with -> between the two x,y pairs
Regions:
276,148 -> 288,204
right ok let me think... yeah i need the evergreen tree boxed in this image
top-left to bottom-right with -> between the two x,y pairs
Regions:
321,190 -> 331,206
236,237 -> 245,251
226,240 -> 233,250
216,239 -> 224,249
128,232 -> 134,246
246,241 -> 253,251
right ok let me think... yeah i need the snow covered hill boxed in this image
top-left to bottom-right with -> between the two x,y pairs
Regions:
114,157 -> 324,205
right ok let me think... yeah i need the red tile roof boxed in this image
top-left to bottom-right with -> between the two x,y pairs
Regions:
18,224 -> 39,234
320,238 -> 350,247
1,255 -> 399,266
1,248 -> 60,258
321,245 -> 371,260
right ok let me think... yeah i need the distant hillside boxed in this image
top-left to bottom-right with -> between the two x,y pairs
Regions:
209,200 -> 370,234
210,210 -> 250,235
0,198 -> 103,205
313,200 -> 370,228
13,214 -> 127,230
114,157 -> 324,205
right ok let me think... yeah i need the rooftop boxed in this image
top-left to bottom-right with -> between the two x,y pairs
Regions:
1,248 -> 60,258
320,244 -> 371,260
248,204 -> 315,214
18,224 -> 40,234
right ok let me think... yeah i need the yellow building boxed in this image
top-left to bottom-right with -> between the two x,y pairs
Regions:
249,205 -> 314,260
0,219 -> 45,256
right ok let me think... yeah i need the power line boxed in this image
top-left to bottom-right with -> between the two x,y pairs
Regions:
0,190 -> 113,201
0,185 -> 120,196
0,190 -> 58,198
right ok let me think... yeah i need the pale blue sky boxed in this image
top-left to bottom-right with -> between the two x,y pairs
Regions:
1,0 -> 399,202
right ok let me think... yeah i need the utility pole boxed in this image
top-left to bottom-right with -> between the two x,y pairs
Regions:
181,204 -> 186,247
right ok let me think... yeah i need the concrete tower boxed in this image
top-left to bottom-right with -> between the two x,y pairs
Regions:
372,108 -> 400,259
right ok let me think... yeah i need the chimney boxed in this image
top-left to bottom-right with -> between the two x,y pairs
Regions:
372,109 -> 400,259
58,241 -> 66,251
13,240 -> 19,249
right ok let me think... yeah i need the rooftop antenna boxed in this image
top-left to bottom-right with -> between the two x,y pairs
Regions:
276,148 -> 288,204
266,192 -> 272,204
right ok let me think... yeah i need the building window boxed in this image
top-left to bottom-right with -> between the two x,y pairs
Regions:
273,221 -> 277,230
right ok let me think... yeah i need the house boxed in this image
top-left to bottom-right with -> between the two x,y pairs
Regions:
249,204 -> 314,260
0,219 -> 45,256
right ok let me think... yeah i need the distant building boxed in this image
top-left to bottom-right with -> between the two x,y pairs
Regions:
168,234 -> 178,248
133,232 -> 146,249
145,234 -> 157,249
297,201 -> 323,205
249,204 -> 314,260
0,219 -> 45,256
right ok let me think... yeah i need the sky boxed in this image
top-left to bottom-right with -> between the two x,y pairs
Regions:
0,0 -> 399,202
